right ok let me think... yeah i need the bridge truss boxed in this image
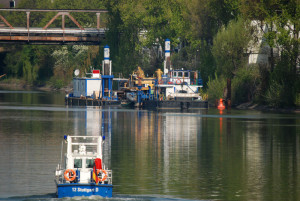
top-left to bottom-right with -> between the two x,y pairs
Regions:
0,9 -> 108,45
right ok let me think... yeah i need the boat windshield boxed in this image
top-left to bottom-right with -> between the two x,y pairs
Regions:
74,159 -> 82,168
86,159 -> 95,168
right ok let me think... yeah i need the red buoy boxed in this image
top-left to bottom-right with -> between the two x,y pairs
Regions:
217,98 -> 225,110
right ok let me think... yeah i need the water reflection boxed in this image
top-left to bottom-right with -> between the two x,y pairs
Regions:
72,107 -> 112,169
0,90 -> 299,200
243,117 -> 300,200
110,110 -> 206,198
0,90 -> 64,106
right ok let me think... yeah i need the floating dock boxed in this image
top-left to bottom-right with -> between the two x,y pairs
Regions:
65,97 -> 120,106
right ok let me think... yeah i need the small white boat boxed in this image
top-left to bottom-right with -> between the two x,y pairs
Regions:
55,135 -> 112,198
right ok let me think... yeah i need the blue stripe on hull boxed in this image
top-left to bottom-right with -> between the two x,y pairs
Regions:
57,183 -> 113,198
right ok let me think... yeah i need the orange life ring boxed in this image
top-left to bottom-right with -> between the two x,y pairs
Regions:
64,169 -> 76,181
158,80 -> 163,84
96,169 -> 108,182
176,79 -> 181,84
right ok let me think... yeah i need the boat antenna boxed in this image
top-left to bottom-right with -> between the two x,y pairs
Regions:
60,140 -> 64,168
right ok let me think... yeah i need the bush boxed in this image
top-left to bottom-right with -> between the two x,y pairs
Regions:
264,52 -> 298,107
49,77 -> 65,89
264,79 -> 285,108
199,88 -> 208,101
207,73 -> 227,104
231,65 -> 260,104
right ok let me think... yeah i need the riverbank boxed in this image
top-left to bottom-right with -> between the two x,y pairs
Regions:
0,78 -> 71,93
236,101 -> 300,113
1,78 -> 299,113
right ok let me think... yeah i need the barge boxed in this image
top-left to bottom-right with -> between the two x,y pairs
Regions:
121,39 -> 208,110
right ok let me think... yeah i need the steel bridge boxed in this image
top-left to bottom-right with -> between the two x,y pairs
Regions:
0,9 -> 108,45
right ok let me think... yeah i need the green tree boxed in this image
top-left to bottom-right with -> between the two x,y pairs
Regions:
212,18 -> 253,78
207,73 -> 227,103
4,47 -> 23,77
198,41 -> 216,88
51,45 -> 89,80
104,0 -> 189,76
184,0 -> 239,45
240,0 -> 300,106
231,65 -> 260,104
21,46 -> 39,84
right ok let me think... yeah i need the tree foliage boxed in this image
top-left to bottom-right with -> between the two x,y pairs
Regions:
0,0 -> 298,107
212,18 -> 253,78
240,0 -> 299,106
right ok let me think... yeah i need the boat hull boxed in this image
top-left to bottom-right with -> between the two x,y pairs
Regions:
142,100 -> 209,109
57,183 -> 113,198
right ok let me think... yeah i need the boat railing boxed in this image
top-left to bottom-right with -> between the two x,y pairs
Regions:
89,169 -> 112,185
55,167 -> 112,185
55,165 -> 65,184
158,77 -> 203,86
102,169 -> 112,184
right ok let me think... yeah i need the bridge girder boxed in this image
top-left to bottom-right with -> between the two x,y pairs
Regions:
0,9 -> 108,45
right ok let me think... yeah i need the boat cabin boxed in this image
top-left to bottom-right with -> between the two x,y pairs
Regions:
153,69 -> 203,100
55,136 -> 112,185
157,69 -> 203,86
169,70 -> 191,85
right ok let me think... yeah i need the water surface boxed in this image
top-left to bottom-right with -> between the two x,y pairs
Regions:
0,90 -> 299,201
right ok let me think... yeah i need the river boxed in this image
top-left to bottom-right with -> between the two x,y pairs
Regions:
0,90 -> 299,201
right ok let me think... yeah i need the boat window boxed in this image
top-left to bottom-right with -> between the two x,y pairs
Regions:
173,72 -> 177,77
184,72 -> 189,78
74,159 -> 82,168
178,72 -> 183,77
86,159 -> 95,168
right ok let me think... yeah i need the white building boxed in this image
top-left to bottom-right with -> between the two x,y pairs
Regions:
248,20 -> 298,66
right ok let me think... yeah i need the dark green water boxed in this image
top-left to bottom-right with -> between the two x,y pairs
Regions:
0,90 -> 299,201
